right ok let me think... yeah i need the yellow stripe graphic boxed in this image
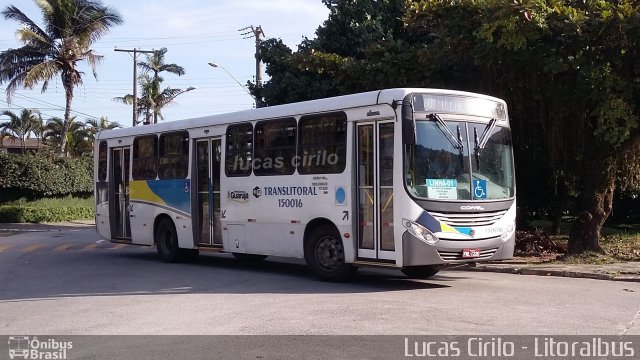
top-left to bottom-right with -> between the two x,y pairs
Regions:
440,223 -> 459,233
130,180 -> 166,205
83,243 -> 100,250
0,244 -> 11,252
111,243 -> 128,250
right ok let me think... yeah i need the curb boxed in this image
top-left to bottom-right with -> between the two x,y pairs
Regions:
455,265 -> 640,283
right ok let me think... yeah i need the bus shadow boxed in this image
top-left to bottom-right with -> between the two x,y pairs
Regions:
130,251 -> 453,293
0,250 -> 453,302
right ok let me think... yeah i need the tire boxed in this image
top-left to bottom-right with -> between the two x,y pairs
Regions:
304,224 -> 354,282
401,265 -> 440,279
232,253 -> 268,261
155,218 -> 180,263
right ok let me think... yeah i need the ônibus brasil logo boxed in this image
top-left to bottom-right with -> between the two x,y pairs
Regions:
8,336 -> 72,360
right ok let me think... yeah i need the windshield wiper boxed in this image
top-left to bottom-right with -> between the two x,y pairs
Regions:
474,118 -> 497,169
428,113 -> 463,149
429,113 -> 465,167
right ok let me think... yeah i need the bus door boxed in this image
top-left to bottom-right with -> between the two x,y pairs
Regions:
194,138 -> 222,246
356,121 -> 395,260
110,146 -> 131,239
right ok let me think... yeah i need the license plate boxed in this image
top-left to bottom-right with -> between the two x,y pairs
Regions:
462,248 -> 481,258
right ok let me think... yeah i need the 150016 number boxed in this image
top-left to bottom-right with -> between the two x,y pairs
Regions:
278,199 -> 303,208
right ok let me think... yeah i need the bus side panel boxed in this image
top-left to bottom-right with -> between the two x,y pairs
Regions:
129,179 -> 193,247
95,182 -> 111,240
222,173 -> 353,259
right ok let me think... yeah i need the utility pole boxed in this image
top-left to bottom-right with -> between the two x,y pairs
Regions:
239,25 -> 264,107
114,48 -> 155,126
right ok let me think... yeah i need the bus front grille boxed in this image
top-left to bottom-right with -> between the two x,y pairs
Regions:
430,210 -> 507,227
438,248 -> 498,261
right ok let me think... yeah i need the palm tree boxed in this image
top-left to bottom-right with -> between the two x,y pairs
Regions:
0,0 -> 123,155
0,109 -> 42,153
114,48 -> 194,124
85,116 -> 120,142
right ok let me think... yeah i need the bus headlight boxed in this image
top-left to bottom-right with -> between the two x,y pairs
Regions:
403,219 -> 438,245
501,223 -> 515,242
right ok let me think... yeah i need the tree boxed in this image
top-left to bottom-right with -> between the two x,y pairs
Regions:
0,0 -> 123,155
404,0 -> 640,254
85,116 -> 120,141
42,116 -> 92,157
255,0 -> 640,254
114,48 -> 194,124
250,0 -> 408,105
0,109 -> 42,153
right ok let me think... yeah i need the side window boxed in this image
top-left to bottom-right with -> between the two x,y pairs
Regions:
225,123 -> 253,176
254,118 -> 296,176
97,141 -> 107,181
298,112 -> 347,174
159,132 -> 189,179
132,135 -> 158,180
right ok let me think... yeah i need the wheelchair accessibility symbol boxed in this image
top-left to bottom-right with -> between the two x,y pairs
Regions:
473,179 -> 487,199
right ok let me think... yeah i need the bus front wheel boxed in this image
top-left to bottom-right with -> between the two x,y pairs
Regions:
401,265 -> 440,279
304,225 -> 354,282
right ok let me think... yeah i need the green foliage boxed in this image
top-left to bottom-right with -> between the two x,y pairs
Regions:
0,0 -> 123,155
0,152 -> 93,200
0,196 -> 93,223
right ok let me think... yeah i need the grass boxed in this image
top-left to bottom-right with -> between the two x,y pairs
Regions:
520,218 -> 640,264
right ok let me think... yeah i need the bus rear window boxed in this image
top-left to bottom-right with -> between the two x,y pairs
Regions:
133,135 -> 158,180
97,141 -> 107,181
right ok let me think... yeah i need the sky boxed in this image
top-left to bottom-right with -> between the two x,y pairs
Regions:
0,0 -> 330,127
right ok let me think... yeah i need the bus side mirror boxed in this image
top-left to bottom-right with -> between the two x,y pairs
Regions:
402,100 -> 416,145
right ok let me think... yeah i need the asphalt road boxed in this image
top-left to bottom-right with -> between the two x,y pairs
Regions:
0,226 -> 639,336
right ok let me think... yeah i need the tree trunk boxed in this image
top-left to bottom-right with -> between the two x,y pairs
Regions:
568,153 -> 616,254
551,175 -> 568,235
61,79 -> 74,157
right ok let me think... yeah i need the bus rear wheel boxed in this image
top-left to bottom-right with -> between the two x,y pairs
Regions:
304,225 -> 354,282
401,265 -> 440,279
155,218 -> 185,263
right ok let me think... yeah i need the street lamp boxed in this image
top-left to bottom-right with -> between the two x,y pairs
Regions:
208,62 -> 256,102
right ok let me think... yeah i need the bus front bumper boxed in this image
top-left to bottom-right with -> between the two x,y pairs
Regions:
402,231 -> 515,266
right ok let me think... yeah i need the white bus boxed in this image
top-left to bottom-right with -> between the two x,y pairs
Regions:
94,88 -> 516,281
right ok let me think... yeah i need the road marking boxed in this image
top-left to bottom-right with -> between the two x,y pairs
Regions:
83,243 -> 100,250
54,244 -> 74,252
0,244 -> 11,252
110,243 -> 128,250
23,244 -> 45,253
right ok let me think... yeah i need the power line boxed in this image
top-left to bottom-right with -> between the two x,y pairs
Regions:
12,93 -> 101,120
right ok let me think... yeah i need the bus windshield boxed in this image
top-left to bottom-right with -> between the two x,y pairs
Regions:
405,118 -> 514,201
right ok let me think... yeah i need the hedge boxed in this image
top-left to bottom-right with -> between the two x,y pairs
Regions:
0,152 -> 93,201
0,197 -> 94,223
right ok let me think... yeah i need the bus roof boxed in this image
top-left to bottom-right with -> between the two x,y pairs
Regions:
97,88 -> 505,140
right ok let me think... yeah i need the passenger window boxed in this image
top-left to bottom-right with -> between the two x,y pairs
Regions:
225,123 -> 253,176
132,135 -> 158,180
298,112 -> 347,174
159,132 -> 189,179
254,118 -> 296,176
